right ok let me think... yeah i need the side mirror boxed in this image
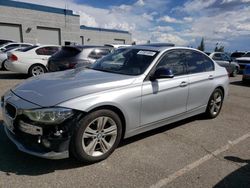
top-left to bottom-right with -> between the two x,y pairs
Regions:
150,67 -> 174,80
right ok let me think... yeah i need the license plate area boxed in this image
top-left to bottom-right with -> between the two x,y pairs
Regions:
19,121 -> 43,135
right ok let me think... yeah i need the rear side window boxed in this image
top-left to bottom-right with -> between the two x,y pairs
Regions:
212,53 -> 222,61
156,50 -> 187,76
185,50 -> 214,74
36,47 -> 59,55
88,48 -> 111,60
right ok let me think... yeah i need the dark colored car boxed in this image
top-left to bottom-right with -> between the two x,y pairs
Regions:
242,64 -> 250,83
47,45 -> 112,72
230,51 -> 245,62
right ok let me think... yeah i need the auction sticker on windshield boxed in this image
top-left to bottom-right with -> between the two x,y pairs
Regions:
137,50 -> 156,56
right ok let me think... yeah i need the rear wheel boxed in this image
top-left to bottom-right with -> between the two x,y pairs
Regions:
1,60 -> 7,70
28,64 -> 46,77
70,109 -> 122,163
205,88 -> 224,118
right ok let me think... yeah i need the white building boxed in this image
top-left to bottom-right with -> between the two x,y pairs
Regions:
0,0 -> 132,45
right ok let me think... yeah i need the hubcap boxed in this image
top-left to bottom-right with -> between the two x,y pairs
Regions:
32,66 -> 44,76
82,116 -> 118,157
209,91 -> 222,116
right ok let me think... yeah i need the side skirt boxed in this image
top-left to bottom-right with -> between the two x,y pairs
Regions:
124,105 -> 207,139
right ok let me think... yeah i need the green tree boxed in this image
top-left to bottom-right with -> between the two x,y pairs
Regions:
214,43 -> 224,52
197,37 -> 205,51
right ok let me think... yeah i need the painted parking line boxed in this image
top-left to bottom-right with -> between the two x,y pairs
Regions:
150,132 -> 250,188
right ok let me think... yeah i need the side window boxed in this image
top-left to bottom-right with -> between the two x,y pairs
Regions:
36,47 -> 59,55
88,48 -> 111,60
212,53 -> 222,61
185,50 -> 214,74
156,50 -> 187,76
5,44 -> 20,50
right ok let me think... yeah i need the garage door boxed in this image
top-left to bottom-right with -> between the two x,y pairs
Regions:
37,27 -> 61,45
0,23 -> 22,42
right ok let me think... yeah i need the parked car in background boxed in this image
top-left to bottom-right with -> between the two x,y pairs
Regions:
1,46 -> 228,163
48,45 -> 112,72
209,52 -> 240,77
230,51 -> 246,62
104,44 -> 131,50
236,52 -> 250,71
242,64 -> 250,83
5,45 -> 60,76
0,42 -> 32,52
0,44 -> 33,70
0,39 -> 14,46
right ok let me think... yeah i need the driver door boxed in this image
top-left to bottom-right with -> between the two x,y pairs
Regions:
141,50 -> 189,126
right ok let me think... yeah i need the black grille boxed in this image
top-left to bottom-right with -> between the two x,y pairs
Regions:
5,103 -> 17,118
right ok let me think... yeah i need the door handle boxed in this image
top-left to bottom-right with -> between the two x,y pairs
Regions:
208,75 -> 214,80
179,81 -> 188,87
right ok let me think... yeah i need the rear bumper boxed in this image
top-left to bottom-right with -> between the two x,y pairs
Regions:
5,60 -> 29,74
4,125 -> 69,159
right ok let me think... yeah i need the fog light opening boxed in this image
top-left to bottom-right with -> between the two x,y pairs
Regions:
42,139 -> 51,148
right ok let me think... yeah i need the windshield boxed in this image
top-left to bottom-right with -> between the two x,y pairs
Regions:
221,53 -> 231,61
92,48 -> 158,75
243,52 -> 250,57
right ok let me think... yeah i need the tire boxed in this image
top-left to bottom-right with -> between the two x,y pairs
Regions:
1,60 -> 7,71
28,64 -> 46,77
205,88 -> 224,119
70,109 -> 122,163
231,67 -> 238,77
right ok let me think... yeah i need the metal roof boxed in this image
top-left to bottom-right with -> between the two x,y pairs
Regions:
80,25 -> 130,34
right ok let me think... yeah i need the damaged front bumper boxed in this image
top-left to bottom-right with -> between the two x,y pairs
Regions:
1,91 -> 78,160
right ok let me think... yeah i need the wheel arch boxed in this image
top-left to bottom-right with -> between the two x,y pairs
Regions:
28,63 -> 48,73
88,105 -> 127,139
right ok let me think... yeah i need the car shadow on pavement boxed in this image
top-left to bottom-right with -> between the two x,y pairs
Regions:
0,115 -> 205,176
230,80 -> 250,87
213,156 -> 250,188
0,72 -> 28,80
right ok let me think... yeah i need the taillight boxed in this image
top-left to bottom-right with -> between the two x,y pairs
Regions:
9,54 -> 18,61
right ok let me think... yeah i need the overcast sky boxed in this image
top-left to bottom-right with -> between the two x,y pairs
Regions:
15,0 -> 250,52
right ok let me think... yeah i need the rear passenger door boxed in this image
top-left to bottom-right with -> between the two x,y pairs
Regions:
35,46 -> 60,64
184,50 -> 215,111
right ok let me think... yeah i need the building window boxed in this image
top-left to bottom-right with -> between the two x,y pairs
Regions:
80,36 -> 84,45
114,39 -> 125,44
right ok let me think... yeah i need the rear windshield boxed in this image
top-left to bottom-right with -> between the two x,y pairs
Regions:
18,45 -> 39,52
243,52 -> 250,57
231,52 -> 245,58
52,47 -> 81,59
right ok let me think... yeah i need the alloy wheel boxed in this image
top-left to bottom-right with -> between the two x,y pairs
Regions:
31,65 -> 45,76
209,91 -> 222,116
82,116 -> 118,157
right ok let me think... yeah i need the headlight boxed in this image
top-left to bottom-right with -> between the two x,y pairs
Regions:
23,108 -> 73,124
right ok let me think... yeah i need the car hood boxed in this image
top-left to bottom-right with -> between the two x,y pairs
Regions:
12,68 -> 136,107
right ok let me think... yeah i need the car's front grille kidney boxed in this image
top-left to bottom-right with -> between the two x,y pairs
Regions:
5,103 -> 17,119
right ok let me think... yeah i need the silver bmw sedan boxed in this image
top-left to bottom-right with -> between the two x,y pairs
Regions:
1,45 -> 229,163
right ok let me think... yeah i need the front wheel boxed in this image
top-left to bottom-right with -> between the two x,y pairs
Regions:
70,110 -> 122,163
205,89 -> 224,118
